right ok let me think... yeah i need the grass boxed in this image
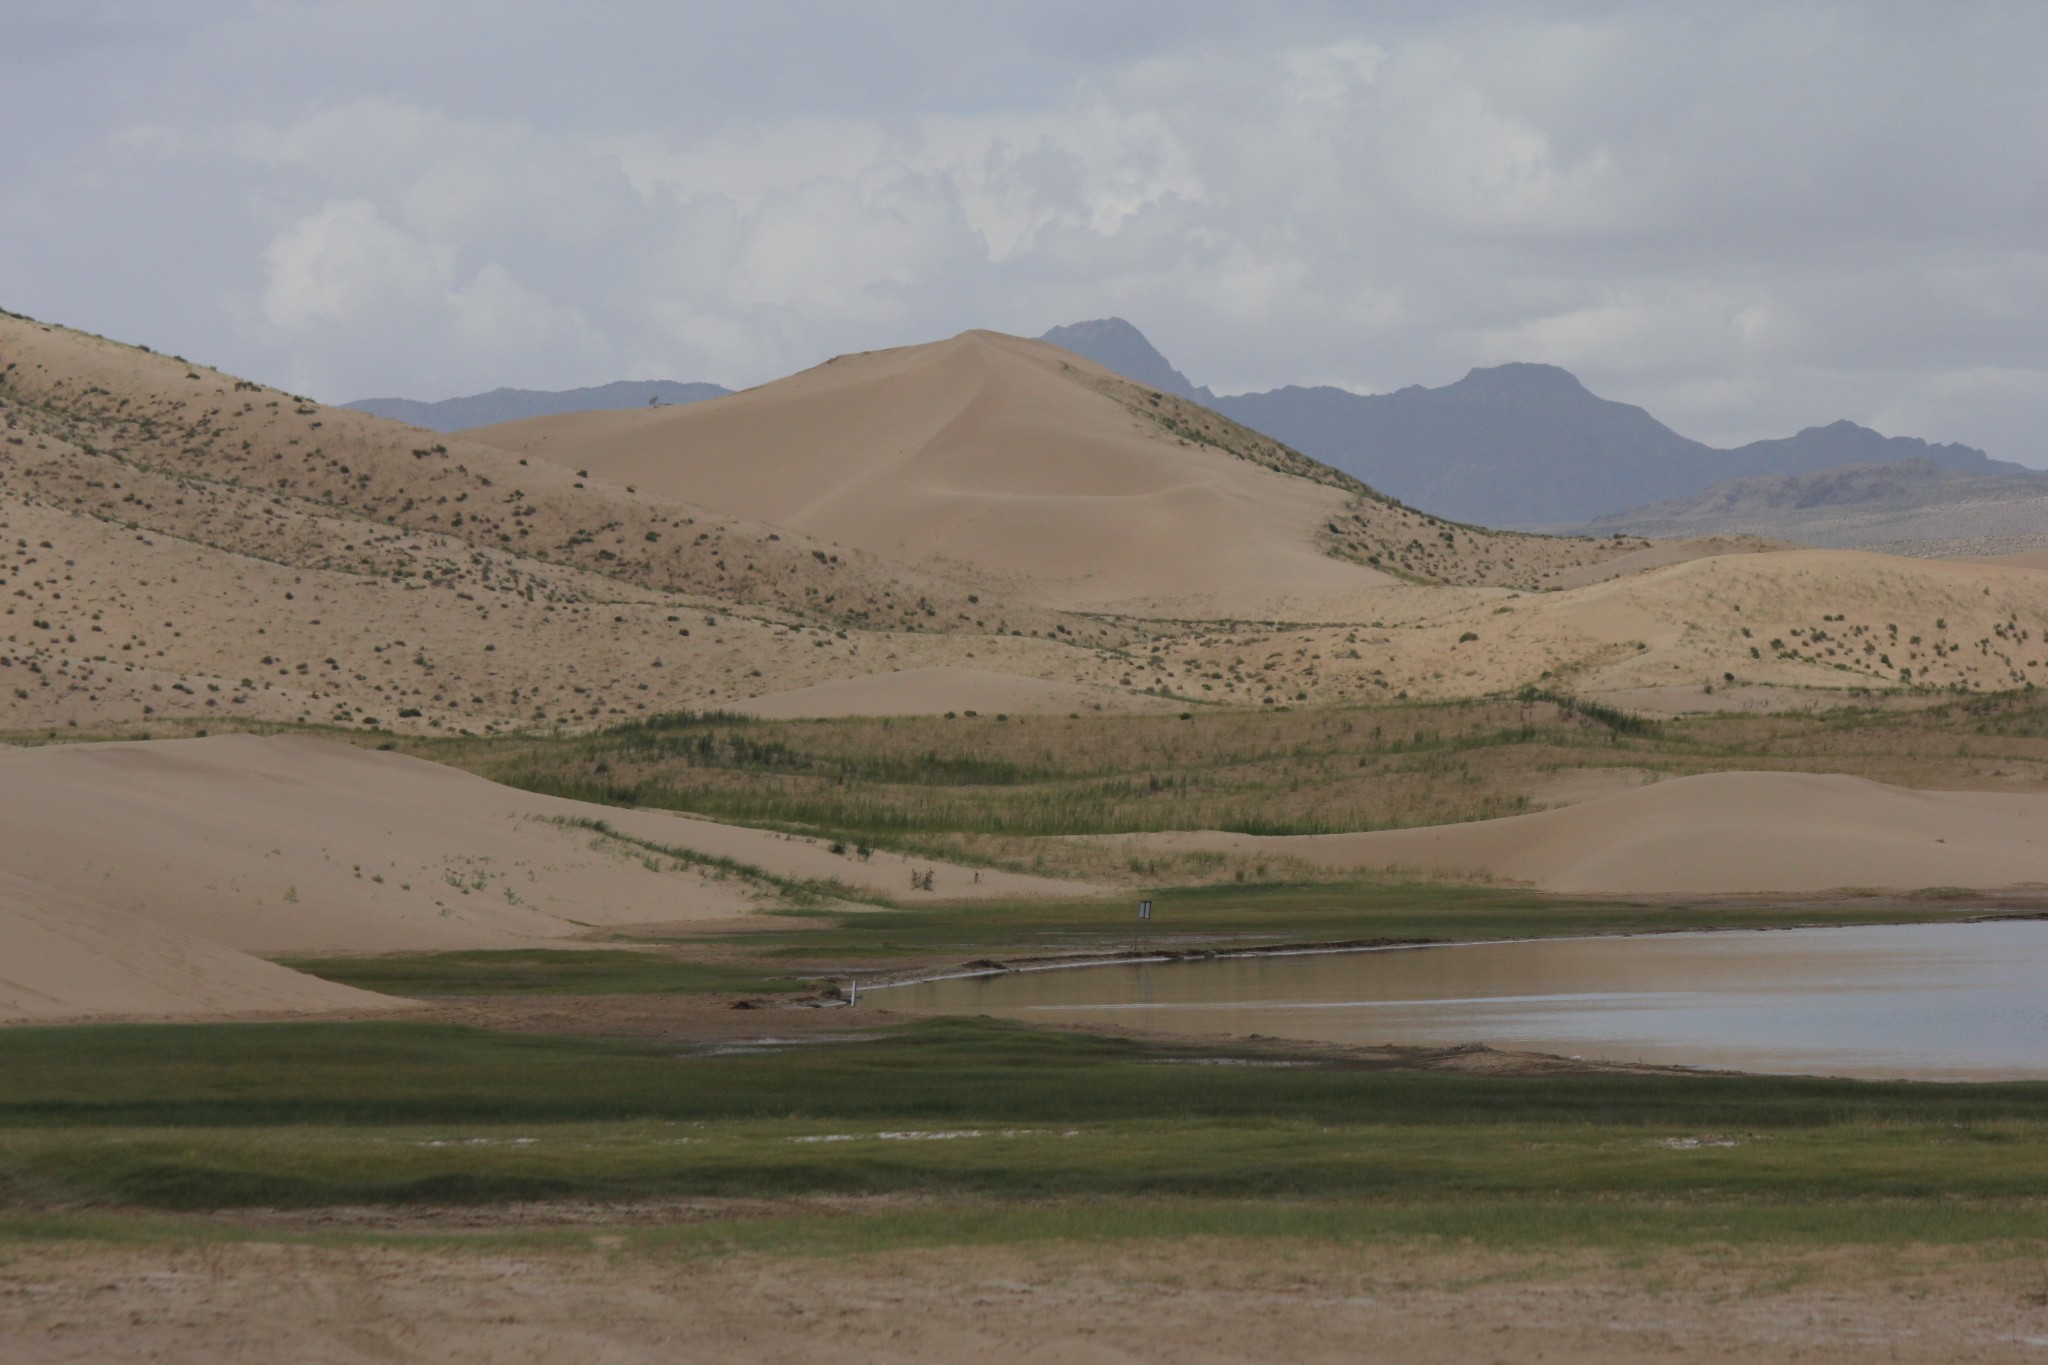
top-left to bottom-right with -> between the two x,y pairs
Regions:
279,949 -> 810,997
5,1015 -> 2042,1131
556,816 -> 895,906
15,1117 -> 2048,1213
380,688 -> 2048,878
3,1018 -> 2048,1217
13,687 -> 2048,1258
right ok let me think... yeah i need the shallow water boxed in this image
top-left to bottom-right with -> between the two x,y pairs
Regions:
878,920 -> 2048,1080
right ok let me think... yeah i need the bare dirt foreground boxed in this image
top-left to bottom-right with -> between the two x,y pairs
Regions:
4,1229 -> 2046,1363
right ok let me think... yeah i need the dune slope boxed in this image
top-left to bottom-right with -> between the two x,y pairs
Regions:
0,872 -> 391,1024
0,309 -> 1001,633
0,734 -> 1091,960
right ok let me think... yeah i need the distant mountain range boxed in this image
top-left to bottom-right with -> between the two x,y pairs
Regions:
345,380 -> 730,432
1039,318 -> 2031,527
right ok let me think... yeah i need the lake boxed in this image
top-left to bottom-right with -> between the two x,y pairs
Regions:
876,920 -> 2048,1080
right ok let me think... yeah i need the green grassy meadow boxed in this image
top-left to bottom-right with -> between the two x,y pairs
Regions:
1,1017 -> 2044,1255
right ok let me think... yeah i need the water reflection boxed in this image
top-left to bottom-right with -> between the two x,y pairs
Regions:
881,921 -> 2048,1080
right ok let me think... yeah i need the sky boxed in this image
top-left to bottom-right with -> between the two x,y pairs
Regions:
4,1 -> 2045,461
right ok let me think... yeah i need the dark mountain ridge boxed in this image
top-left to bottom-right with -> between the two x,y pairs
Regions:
1040,318 -> 1212,401
1040,319 -> 2025,526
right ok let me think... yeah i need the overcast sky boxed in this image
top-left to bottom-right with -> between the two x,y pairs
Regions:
5,1 -> 2045,460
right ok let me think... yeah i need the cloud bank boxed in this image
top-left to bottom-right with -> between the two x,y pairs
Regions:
3,1 -> 2044,460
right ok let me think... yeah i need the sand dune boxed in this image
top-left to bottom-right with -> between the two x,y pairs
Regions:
0,873 -> 391,1024
0,310 -> 1005,637
475,329 -> 1673,604
475,331 -> 1385,613
727,666 -> 1185,718
1112,771 -> 2048,895
20,309 -> 2034,721
0,735 -> 1091,963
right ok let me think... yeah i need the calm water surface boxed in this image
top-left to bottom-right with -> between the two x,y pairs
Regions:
879,921 -> 2048,1080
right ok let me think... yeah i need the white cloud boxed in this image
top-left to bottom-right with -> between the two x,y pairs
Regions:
1369,39 -> 1625,235
255,196 -> 610,396
910,98 -> 1206,259
261,198 -> 447,330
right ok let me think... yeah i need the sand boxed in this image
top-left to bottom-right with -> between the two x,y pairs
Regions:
1112,770 -> 2048,895
10,311 -> 2045,725
0,733 -> 1093,1020
726,665 -> 1185,718
0,872 -> 390,1024
2,311 -> 1184,736
1135,546 -> 2048,710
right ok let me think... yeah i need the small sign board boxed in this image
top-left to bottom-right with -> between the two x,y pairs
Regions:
1138,899 -> 1153,921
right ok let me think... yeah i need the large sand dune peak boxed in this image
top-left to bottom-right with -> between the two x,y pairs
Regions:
476,330 -> 1385,612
